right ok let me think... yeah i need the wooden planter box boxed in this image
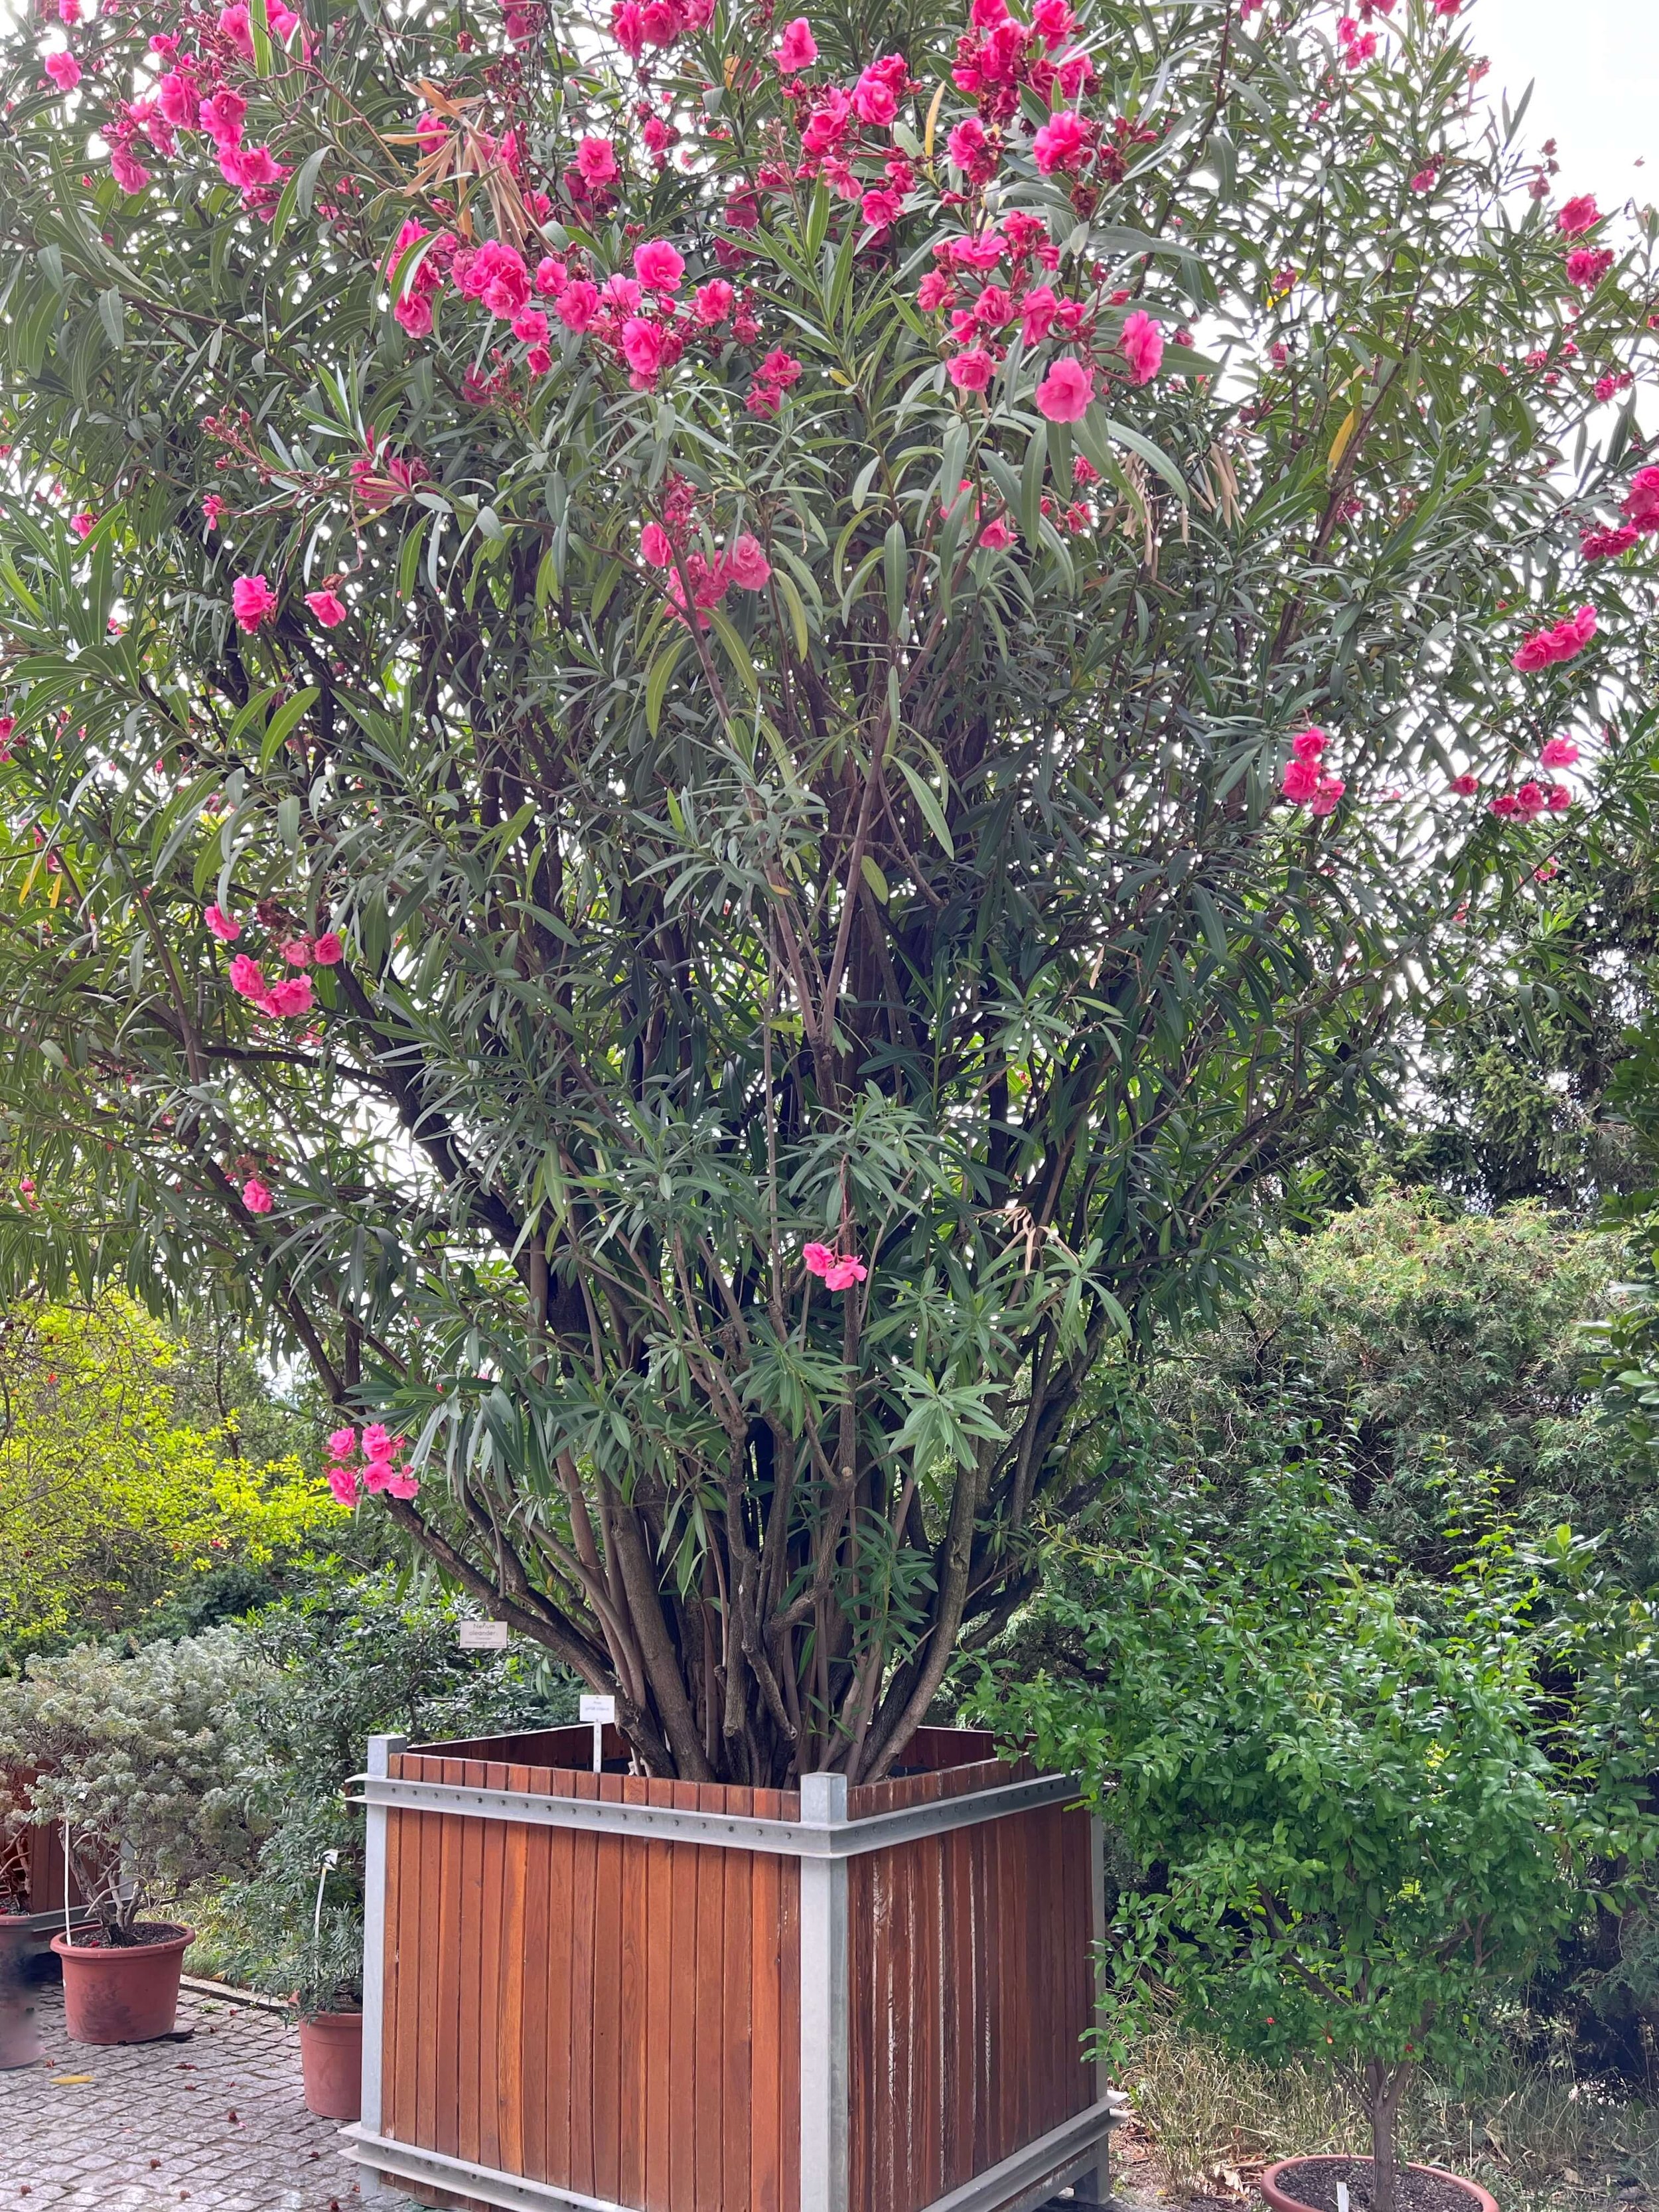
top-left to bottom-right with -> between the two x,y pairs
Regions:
1,1767 -> 96,1940
341,1725 -> 1116,2212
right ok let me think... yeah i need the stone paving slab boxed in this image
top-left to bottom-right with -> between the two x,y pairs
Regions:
0,1985 -> 417,2211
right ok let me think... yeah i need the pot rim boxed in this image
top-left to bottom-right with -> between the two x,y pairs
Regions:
50,1925 -> 194,1960
1260,2156 -> 1499,2212
300,2006 -> 365,2026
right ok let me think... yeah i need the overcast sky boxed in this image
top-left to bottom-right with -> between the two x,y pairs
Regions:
1472,0 -> 1659,208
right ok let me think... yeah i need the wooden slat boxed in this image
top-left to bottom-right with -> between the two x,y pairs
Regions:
694,1784 -> 726,2212
592,1775 -> 624,2206
456,1761 -> 485,2166
620,1776 -> 650,2212
498,1765 -> 532,2179
522,1797 -> 552,2185
476,1761 -> 509,2173
749,1789 -> 783,2212
667,1785 -> 699,2212
642,1817 -> 674,2212
721,1806 -> 754,2212
567,1769 -> 599,2195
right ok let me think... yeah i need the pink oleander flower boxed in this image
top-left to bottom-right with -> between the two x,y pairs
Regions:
948,347 -> 995,392
69,512 -> 94,545
1565,247 -> 1615,291
1120,310 -> 1164,386
1281,755 -> 1321,804
232,573 -> 279,631
851,59 -> 903,128
1624,466 -> 1659,532
202,495 -> 225,530
694,279 -> 733,324
312,931 -> 344,966
918,271 -> 956,313
242,1176 -> 273,1214
156,70 -> 198,128
362,1422 -> 393,1458
727,534 -> 771,589
1451,773 -> 1480,796
947,117 -> 990,172
634,240 -> 685,292
268,975 -> 314,1017
394,294 -> 433,338
1512,603 -> 1597,672
110,147 -> 151,193
536,256 -> 567,296
575,135 -> 618,187
1032,0 -> 1076,45
1557,194 -> 1601,238
228,954 -> 266,999
802,1241 -> 835,1278
1019,286 -> 1059,344
774,16 -> 817,70
204,905 -> 241,942
386,1469 -> 421,1500
305,589 -> 348,627
1032,110 -> 1086,175
823,1256 -> 868,1290
1291,727 -> 1327,763
327,1426 -> 357,1459
640,522 -> 675,567
326,1464 -> 359,1506
1548,782 -> 1573,811
1540,737 -> 1579,768
620,317 -> 671,381
42,50 -> 80,91
555,279 -> 601,331
1309,774 -> 1344,816
281,936 -> 313,968
1515,780 -> 1548,818
979,516 -> 1017,550
1035,356 -> 1093,421
361,1457 -> 390,1494
1582,523 -> 1640,559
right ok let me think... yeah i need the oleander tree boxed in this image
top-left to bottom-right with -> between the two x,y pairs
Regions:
0,0 -> 1653,1781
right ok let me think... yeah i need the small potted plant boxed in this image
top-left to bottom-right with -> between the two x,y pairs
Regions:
0,1629 -> 265,2043
988,1475 -> 1654,2212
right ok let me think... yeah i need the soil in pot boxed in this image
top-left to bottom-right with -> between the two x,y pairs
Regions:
1262,2158 -> 1496,2212
50,1924 -> 193,2045
299,2009 -> 363,2120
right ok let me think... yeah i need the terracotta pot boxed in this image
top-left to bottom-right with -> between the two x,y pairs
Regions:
0,1921 -> 40,2069
299,2008 -> 363,2120
50,1925 -> 193,2045
1260,2158 -> 1500,2212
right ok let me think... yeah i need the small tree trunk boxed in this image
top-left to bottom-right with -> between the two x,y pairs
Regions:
1365,2061 -> 1410,2212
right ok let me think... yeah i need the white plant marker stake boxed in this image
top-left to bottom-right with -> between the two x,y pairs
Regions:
580,1694 -> 616,1774
1337,2181 -> 1350,2212
62,1822 -> 73,1950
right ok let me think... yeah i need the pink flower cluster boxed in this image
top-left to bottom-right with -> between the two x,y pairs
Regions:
220,910 -> 343,1021
803,1241 -> 869,1292
1511,603 -> 1597,672
1279,728 -> 1344,816
638,477 -> 771,625
1490,781 -> 1572,820
1583,466 -> 1659,560
606,0 -> 713,62
325,1424 -> 420,1506
99,5 -> 310,210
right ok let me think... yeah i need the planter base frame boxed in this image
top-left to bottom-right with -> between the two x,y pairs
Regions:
350,1729 -> 1112,2212
341,2095 -> 1120,2212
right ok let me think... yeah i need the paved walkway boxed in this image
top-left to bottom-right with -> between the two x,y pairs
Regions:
0,1984 -> 407,2211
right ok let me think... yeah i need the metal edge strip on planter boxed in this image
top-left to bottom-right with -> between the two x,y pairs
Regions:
338,2096 -> 1123,2212
344,1767 -> 1078,1855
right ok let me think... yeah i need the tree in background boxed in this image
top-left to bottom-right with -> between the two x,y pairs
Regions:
989,1477 -> 1659,2212
1084,1189 -> 1650,1576
0,0 -> 1652,1779
0,1296 -> 351,1656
